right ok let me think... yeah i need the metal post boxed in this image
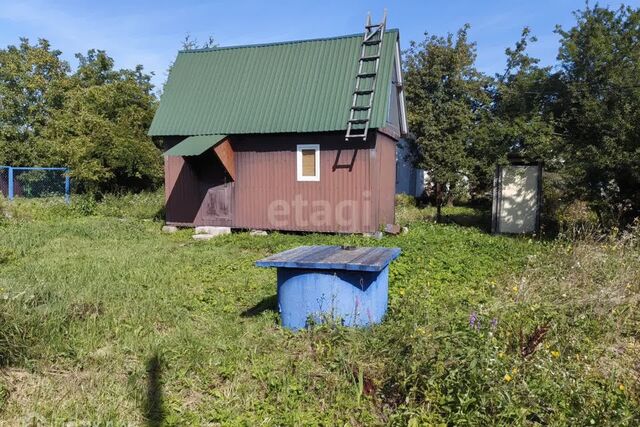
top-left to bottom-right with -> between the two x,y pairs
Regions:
64,169 -> 70,204
7,166 -> 13,200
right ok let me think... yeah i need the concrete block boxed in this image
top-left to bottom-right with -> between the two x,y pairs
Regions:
363,231 -> 384,240
162,225 -> 179,233
250,230 -> 268,236
192,234 -> 216,241
195,226 -> 231,236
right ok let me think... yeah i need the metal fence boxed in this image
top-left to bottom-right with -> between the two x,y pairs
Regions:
0,166 -> 70,203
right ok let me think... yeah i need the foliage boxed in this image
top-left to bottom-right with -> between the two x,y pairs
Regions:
0,197 -> 638,424
0,38 -> 70,165
3,190 -> 164,222
555,5 -> 640,227
180,34 -> 217,50
404,25 -> 491,218
0,40 -> 161,194
471,28 -> 563,194
404,4 -> 640,230
37,50 -> 162,194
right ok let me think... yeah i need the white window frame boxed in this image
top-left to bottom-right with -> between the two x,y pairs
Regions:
296,144 -> 320,182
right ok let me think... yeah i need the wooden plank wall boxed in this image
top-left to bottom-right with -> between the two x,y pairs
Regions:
163,131 -> 398,233
375,131 -> 398,227
233,132 -> 376,233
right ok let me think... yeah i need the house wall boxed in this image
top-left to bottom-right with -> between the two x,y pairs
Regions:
164,137 -> 232,226
374,131 -> 397,227
233,131 -> 376,233
394,138 -> 426,197
163,131 -> 397,233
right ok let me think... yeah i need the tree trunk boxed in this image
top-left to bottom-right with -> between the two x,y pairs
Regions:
435,182 -> 443,223
447,182 -> 455,206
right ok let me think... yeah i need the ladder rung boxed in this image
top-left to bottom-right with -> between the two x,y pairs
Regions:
363,39 -> 382,46
365,24 -> 383,29
354,89 -> 374,95
346,133 -> 367,139
357,72 -> 377,78
360,55 -> 380,61
348,119 -> 369,124
350,106 -> 370,111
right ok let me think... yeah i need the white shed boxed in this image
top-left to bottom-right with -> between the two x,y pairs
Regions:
491,161 -> 543,234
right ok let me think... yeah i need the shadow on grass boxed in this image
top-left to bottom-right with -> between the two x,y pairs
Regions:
145,353 -> 164,427
241,294 -> 278,318
441,211 -> 492,233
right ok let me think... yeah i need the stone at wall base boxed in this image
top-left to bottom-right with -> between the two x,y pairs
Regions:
363,231 -> 384,240
195,226 -> 231,236
384,224 -> 402,235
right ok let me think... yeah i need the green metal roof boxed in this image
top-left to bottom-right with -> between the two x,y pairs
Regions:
163,135 -> 227,156
148,30 -> 399,136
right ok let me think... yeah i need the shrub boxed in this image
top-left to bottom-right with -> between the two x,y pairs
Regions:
557,200 -> 601,240
395,193 -> 417,208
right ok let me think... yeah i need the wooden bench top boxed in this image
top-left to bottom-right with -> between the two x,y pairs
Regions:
256,245 -> 401,272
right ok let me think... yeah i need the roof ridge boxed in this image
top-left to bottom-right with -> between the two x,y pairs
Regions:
179,28 -> 399,54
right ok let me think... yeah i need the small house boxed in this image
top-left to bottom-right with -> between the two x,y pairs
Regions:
149,20 -> 408,233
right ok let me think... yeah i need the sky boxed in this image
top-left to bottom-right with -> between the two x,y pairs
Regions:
1,0 -> 638,92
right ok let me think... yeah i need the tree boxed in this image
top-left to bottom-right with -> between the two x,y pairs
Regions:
404,26 -> 491,220
181,34 -> 217,50
556,5 -> 640,226
37,50 -> 162,194
0,38 -> 70,165
469,28 -> 562,195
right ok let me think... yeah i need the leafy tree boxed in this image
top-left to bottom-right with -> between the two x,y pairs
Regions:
404,26 -> 491,219
0,38 -> 70,165
555,5 -> 640,227
37,51 -> 162,194
0,39 -> 161,194
470,28 -> 563,195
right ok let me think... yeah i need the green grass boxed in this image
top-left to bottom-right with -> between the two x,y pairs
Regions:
0,195 -> 638,425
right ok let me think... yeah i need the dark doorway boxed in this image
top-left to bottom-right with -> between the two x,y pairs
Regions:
193,149 -> 234,226
203,182 -> 234,226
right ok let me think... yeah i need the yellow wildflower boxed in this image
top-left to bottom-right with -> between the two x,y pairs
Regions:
512,286 -> 518,293
619,384 -> 625,391
504,373 -> 512,382
551,350 -> 560,358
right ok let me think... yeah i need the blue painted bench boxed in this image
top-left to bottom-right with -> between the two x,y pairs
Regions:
256,245 -> 401,330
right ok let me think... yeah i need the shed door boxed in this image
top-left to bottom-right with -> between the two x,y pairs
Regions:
496,165 -> 540,234
203,182 -> 234,226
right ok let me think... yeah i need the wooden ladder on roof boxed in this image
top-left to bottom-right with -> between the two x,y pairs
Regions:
345,11 -> 387,141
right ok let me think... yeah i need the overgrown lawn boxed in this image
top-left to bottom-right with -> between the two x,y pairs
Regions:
0,196 -> 638,425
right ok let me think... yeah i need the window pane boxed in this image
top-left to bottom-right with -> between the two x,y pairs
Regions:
301,149 -> 316,177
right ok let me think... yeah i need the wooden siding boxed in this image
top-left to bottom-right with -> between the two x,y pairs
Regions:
375,131 -> 397,227
163,131 -> 397,233
164,136 -> 233,226
213,138 -> 235,180
233,132 -> 376,233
